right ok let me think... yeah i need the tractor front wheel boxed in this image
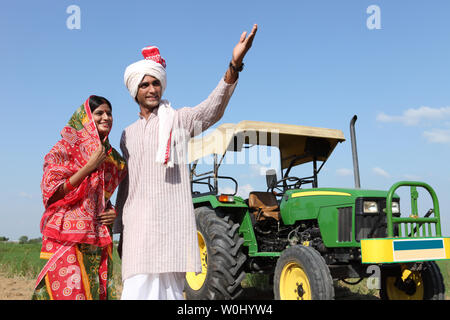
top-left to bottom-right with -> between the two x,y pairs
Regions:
274,245 -> 334,300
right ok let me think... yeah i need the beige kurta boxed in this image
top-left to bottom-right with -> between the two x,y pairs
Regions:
113,78 -> 237,281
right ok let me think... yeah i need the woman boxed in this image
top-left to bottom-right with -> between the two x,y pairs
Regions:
32,96 -> 127,300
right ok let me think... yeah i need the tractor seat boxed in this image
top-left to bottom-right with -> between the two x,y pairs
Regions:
248,192 -> 280,221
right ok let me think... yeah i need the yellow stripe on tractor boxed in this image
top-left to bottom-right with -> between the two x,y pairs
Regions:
291,191 -> 352,198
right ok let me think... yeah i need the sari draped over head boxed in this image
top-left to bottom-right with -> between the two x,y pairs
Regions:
40,97 -> 127,247
34,97 -> 126,300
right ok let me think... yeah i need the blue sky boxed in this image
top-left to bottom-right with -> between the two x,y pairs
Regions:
1,0 -> 449,239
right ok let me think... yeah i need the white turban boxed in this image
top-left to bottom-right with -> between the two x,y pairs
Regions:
123,59 -> 167,99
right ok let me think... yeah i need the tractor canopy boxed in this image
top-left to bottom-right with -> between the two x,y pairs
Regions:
188,120 -> 346,169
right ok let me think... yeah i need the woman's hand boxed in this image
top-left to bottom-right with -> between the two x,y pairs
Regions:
85,142 -> 107,172
47,141 -> 110,206
98,208 -> 117,226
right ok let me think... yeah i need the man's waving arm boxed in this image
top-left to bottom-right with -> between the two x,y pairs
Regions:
225,24 -> 258,84
179,24 -> 258,136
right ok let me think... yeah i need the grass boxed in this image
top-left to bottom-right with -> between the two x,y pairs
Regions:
242,261 -> 450,300
0,242 -> 45,278
0,241 -> 123,283
337,260 -> 450,299
241,273 -> 272,291
437,260 -> 450,298
1,241 -> 449,299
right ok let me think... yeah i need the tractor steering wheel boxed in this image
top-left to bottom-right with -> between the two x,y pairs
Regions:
267,176 -> 303,194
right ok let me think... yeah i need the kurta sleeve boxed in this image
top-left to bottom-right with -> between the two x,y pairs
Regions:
112,131 -> 129,234
177,78 -> 238,137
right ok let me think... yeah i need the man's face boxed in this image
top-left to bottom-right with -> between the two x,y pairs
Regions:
136,75 -> 162,110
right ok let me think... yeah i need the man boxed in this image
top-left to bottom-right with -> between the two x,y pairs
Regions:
113,24 -> 257,300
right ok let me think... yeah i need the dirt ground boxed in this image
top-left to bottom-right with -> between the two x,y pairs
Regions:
0,272 -> 123,300
0,273 -> 35,300
0,272 -> 373,300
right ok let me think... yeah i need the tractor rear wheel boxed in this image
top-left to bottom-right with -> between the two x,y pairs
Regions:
184,206 -> 246,300
273,245 -> 334,300
380,261 -> 445,300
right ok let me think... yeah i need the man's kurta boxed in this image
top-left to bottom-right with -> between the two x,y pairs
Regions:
114,78 -> 237,281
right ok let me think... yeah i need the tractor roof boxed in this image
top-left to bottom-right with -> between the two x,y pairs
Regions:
188,120 -> 346,169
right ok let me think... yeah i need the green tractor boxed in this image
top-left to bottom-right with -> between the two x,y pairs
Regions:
184,117 -> 449,300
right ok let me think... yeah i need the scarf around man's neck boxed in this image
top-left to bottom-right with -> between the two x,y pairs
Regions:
155,99 -> 175,167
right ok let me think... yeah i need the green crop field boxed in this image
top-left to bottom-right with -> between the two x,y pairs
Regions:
0,242 -> 45,278
0,241 -> 449,299
0,241 -> 122,285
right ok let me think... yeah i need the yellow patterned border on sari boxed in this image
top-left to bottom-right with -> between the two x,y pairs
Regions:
75,245 -> 93,300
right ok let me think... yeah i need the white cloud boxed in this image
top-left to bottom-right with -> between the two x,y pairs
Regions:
423,129 -> 450,144
219,183 -> 254,198
238,184 -> 255,198
219,187 -> 235,195
18,192 -> 33,199
372,167 -> 391,178
336,168 -> 353,176
376,106 -> 450,126
402,174 -> 421,181
250,164 -> 280,177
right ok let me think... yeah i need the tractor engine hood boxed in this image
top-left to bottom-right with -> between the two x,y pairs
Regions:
280,188 -> 400,226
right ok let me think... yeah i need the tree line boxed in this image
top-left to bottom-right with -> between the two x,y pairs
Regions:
0,236 -> 42,244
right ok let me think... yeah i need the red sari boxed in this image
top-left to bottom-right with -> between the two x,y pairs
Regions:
33,97 -> 126,300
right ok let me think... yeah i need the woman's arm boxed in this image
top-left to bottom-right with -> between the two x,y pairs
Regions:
46,142 -> 108,206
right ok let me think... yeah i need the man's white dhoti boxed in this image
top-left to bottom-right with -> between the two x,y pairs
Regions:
121,273 -> 185,300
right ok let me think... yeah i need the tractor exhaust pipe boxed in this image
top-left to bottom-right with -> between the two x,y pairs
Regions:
350,115 -> 361,189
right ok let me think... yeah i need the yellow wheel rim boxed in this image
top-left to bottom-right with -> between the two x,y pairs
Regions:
279,261 -> 312,300
385,269 -> 424,300
185,231 -> 208,291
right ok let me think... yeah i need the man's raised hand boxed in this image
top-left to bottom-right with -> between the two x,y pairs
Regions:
232,24 -> 258,67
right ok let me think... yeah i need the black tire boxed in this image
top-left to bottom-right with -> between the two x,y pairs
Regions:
184,206 -> 246,300
273,245 -> 334,300
380,261 -> 445,300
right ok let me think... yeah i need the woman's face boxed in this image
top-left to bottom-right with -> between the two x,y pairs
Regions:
92,103 -> 112,140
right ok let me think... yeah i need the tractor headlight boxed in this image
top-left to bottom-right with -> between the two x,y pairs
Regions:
363,201 -> 378,213
391,201 -> 400,214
